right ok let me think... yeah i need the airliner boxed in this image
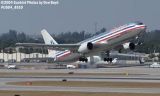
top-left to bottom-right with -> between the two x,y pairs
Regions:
16,22 -> 146,63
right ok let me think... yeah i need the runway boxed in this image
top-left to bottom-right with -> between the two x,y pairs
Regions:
1,85 -> 160,93
0,67 -> 160,93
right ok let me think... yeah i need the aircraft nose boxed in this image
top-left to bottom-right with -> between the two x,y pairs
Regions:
135,21 -> 144,25
137,22 -> 143,25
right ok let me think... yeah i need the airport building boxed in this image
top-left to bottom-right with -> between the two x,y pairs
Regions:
0,52 -> 48,62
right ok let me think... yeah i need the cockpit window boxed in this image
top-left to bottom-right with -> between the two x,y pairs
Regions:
135,21 -> 143,25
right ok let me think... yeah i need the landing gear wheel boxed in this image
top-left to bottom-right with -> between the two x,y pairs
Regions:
104,58 -> 112,63
103,51 -> 112,63
79,57 -> 88,62
109,58 -> 113,63
84,58 -> 88,63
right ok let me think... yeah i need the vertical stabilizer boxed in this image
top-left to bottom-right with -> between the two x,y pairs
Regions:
41,29 -> 57,59
41,29 -> 58,44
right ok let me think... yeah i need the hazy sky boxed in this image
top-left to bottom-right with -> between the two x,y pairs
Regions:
0,0 -> 160,35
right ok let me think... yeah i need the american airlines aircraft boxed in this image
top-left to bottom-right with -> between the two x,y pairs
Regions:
16,22 -> 146,63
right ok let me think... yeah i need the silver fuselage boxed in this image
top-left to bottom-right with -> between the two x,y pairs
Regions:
55,23 -> 146,62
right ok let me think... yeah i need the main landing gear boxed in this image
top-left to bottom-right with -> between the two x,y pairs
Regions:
104,58 -> 113,63
79,56 -> 88,62
103,51 -> 113,63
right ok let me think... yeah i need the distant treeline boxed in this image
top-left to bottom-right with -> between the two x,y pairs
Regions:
136,30 -> 160,53
0,28 -> 160,54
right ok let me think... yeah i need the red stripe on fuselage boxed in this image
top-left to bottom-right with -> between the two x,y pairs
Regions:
56,51 -> 71,61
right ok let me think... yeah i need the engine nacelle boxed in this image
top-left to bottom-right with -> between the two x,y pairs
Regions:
78,42 -> 93,53
123,42 -> 135,50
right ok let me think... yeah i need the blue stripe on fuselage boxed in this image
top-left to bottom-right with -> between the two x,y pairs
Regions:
55,50 -> 68,56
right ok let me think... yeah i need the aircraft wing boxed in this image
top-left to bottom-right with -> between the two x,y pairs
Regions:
16,43 -> 80,51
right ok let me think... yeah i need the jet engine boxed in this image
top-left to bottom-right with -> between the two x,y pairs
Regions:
78,42 -> 93,53
122,42 -> 135,50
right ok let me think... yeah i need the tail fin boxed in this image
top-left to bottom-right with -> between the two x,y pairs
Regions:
41,29 -> 57,58
41,29 -> 58,44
